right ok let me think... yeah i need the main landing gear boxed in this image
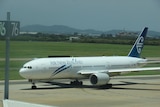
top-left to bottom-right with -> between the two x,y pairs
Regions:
70,80 -> 83,86
31,82 -> 37,89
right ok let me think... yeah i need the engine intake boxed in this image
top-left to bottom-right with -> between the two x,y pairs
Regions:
89,73 -> 110,86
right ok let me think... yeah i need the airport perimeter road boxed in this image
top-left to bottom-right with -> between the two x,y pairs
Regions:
0,75 -> 160,107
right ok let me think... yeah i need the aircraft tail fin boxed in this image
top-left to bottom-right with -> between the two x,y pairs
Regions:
128,27 -> 148,58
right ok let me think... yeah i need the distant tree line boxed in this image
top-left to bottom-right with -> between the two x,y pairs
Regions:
74,35 -> 160,46
0,33 -> 160,45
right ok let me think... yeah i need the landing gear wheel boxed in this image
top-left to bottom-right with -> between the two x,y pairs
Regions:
79,81 -> 83,86
30,80 -> 37,89
32,85 -> 37,89
70,80 -> 83,86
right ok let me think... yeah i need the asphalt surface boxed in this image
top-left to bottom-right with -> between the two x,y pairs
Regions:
0,75 -> 160,107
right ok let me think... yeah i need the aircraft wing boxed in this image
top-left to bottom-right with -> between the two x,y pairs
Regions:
138,60 -> 160,64
78,67 -> 160,75
108,67 -> 160,73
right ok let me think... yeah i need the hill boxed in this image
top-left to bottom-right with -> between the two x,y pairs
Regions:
21,24 -> 160,38
21,24 -> 102,34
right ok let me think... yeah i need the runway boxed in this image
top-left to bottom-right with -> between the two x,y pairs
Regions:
0,75 -> 160,107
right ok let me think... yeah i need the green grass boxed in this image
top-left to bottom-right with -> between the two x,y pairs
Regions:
0,41 -> 160,58
0,41 -> 130,58
0,41 -> 160,80
0,60 -> 26,80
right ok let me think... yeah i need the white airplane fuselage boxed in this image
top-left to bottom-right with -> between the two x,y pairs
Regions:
20,56 -> 146,80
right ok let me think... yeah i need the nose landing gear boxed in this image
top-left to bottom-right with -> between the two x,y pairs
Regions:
29,79 -> 37,89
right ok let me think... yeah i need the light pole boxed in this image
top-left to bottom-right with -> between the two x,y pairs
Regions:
4,12 -> 11,99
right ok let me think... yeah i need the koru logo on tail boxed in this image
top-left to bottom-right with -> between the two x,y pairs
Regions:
136,36 -> 144,54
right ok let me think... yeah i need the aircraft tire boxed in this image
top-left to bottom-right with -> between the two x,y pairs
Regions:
70,81 -> 83,86
32,86 -> 37,89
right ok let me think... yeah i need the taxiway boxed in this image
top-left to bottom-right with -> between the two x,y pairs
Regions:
0,75 -> 160,107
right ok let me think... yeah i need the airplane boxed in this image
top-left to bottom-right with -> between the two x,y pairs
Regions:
19,27 -> 160,89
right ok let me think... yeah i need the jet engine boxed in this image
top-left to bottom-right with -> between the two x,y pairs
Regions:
89,73 -> 110,86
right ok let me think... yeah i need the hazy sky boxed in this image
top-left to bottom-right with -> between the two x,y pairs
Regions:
0,0 -> 160,31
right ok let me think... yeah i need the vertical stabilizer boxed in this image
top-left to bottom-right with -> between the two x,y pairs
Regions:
128,27 -> 148,58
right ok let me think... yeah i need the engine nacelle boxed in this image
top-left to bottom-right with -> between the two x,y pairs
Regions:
89,73 -> 110,86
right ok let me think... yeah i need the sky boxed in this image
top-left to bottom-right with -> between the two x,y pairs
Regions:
0,0 -> 160,31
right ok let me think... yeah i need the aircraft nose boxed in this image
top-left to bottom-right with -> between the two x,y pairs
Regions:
19,68 -> 31,79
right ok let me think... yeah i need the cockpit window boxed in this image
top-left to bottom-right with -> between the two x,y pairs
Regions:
28,66 -> 32,69
23,66 -> 32,69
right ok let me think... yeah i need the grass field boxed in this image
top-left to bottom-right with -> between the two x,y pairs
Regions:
0,41 -> 160,80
